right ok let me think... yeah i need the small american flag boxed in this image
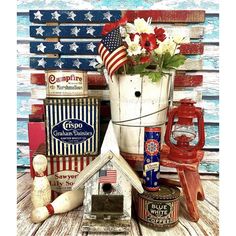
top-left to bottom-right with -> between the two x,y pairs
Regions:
98,27 -> 128,77
99,170 -> 117,183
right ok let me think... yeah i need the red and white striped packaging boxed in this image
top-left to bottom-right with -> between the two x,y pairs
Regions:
33,144 -> 96,200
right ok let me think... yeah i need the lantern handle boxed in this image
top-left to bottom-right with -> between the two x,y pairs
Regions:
164,107 -> 178,149
193,108 -> 205,151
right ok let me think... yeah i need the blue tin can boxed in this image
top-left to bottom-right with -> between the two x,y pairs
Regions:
143,127 -> 161,192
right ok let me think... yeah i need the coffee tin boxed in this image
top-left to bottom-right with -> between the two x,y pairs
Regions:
46,70 -> 88,98
133,185 -> 180,229
143,127 -> 161,192
45,97 -> 100,156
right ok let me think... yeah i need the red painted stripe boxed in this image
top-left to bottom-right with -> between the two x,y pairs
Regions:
69,156 -> 72,170
86,156 -> 90,166
46,204 -> 54,215
179,43 -> 204,55
124,10 -> 205,23
174,74 -> 203,87
73,157 -> 77,172
108,54 -> 128,76
50,157 -> 54,175
31,73 -> 203,88
80,156 -> 83,171
63,157 -> 66,171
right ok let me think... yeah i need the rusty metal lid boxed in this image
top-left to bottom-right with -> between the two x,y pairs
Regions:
141,185 -> 180,201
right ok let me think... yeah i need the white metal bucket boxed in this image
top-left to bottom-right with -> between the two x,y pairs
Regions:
108,72 -> 175,154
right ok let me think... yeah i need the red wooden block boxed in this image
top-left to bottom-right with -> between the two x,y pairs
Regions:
87,74 -> 107,88
174,74 -> 203,87
28,121 -> 46,177
179,43 -> 204,55
124,10 -> 205,23
31,104 -> 45,115
31,73 -> 45,85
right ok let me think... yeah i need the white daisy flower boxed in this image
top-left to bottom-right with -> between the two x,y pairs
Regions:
125,35 -> 142,56
134,17 -> 153,34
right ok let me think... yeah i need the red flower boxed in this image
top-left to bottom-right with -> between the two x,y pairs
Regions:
129,33 -> 140,41
140,33 -> 158,52
154,27 -> 166,42
140,55 -> 151,64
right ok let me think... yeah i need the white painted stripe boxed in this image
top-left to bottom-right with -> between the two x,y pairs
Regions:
54,156 -> 57,173
71,99 -> 75,155
60,156 -> 63,171
106,47 -> 126,70
47,157 -> 51,175
67,98 -> 71,155
54,100 -> 59,156
88,99 -> 91,154
109,57 -> 128,76
58,101 -> 63,155
50,102 -> 54,156
75,100 -> 79,155
63,98 -> 66,156
80,98 -> 83,155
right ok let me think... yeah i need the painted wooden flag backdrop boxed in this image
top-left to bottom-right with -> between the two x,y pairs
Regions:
17,0 -> 219,175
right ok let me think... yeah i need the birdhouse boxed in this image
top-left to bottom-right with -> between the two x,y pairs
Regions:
72,121 -> 144,233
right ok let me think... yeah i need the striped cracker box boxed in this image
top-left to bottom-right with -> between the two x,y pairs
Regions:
33,144 -> 96,200
45,97 -> 100,156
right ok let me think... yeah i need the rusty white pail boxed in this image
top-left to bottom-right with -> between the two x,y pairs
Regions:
108,71 -> 175,160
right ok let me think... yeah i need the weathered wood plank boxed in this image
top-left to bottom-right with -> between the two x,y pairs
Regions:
17,145 -> 30,167
30,25 -> 103,38
30,72 -> 203,87
17,172 -> 25,178
17,194 -> 42,235
29,57 -> 203,71
30,86 -> 203,103
19,14 -> 219,42
18,70 -> 219,96
125,10 -> 205,23
34,207 -> 84,236
29,10 -> 122,23
202,181 -> 219,209
30,41 -> 204,55
180,194 -> 219,235
17,172 -> 32,203
30,73 -> 203,87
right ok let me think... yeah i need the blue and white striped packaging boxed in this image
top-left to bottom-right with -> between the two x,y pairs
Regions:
45,97 -> 100,156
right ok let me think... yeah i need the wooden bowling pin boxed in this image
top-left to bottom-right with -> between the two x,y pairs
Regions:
31,154 -> 51,209
31,189 -> 84,223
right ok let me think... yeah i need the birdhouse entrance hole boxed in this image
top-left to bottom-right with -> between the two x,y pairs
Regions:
102,183 -> 113,194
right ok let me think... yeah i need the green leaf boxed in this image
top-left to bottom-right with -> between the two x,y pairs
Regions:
141,71 -> 162,82
163,54 -> 186,69
131,63 -> 150,74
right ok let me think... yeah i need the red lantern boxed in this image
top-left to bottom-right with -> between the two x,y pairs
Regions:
164,99 -> 205,163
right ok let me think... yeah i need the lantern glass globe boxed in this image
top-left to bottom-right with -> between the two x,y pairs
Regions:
172,124 -> 196,143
